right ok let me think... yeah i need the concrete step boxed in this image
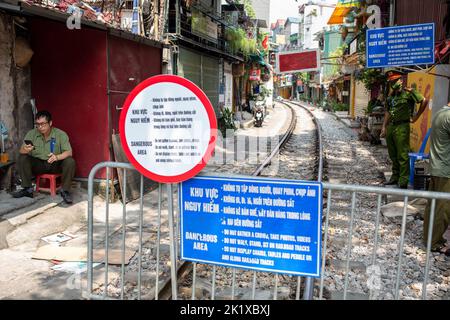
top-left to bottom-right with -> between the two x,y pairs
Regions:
0,191 -> 47,217
240,119 -> 254,130
0,190 -> 86,250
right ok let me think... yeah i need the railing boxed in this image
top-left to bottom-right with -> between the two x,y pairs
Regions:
169,2 -> 246,58
85,163 -> 450,300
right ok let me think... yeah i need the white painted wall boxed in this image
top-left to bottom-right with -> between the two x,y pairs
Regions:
250,0 -> 271,27
300,1 -> 336,50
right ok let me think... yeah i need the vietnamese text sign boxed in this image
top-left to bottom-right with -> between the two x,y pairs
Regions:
180,176 -> 322,277
367,23 -> 435,68
276,50 -> 321,74
249,69 -> 261,81
119,75 -> 217,183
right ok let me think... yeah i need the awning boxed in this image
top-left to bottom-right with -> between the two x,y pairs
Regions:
328,7 -> 352,25
327,0 -> 361,25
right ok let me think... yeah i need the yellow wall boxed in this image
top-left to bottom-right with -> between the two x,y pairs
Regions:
350,75 -> 356,119
354,80 -> 370,118
280,87 -> 291,99
407,71 -> 435,153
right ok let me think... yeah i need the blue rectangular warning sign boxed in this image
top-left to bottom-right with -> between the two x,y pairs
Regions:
366,23 -> 435,68
179,176 -> 322,277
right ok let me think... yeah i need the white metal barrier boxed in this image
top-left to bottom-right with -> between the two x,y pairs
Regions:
85,162 -> 450,300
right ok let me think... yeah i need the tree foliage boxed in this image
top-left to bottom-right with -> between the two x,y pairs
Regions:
225,27 -> 257,57
355,68 -> 386,92
236,0 -> 256,19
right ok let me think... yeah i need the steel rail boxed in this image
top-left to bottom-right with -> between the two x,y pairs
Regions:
281,100 -> 324,300
87,101 -> 317,301
286,101 -> 324,182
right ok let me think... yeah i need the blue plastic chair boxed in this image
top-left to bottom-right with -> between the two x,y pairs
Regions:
408,128 -> 432,185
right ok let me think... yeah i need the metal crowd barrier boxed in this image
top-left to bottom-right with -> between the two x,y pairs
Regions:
319,183 -> 450,300
85,161 -> 450,300
86,161 -> 176,300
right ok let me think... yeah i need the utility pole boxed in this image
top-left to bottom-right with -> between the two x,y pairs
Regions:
389,0 -> 395,27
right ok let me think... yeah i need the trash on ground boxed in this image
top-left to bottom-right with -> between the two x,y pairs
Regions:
51,261 -> 101,274
32,245 -> 136,265
41,232 -> 77,245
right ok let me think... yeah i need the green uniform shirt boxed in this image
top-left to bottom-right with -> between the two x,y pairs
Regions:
387,89 -> 424,123
430,106 -> 450,178
24,127 -> 72,161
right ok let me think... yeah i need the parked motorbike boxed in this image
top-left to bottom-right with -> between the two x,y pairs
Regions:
253,99 -> 265,127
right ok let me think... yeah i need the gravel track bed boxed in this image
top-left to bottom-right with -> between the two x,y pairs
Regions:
95,103 -> 448,300
310,107 -> 449,300
95,103 -> 298,300
176,103 -> 319,300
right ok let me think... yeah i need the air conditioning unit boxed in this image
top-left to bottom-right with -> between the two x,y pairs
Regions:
162,47 -> 171,63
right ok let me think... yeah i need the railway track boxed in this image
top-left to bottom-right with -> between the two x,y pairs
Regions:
157,100 -> 324,300
90,100 -> 449,301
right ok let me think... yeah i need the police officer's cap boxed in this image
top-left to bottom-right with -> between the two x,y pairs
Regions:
385,69 -> 405,82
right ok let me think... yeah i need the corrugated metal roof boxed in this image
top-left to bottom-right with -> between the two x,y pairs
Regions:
396,0 -> 448,41
0,1 -> 166,47
275,19 -> 286,28
285,17 -> 301,24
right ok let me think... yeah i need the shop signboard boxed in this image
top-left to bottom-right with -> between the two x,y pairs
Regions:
180,176 -> 323,277
249,69 -> 261,81
276,49 -> 321,74
366,23 -> 435,68
280,75 -> 293,87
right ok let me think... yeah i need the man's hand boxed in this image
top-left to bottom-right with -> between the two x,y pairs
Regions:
412,98 -> 428,124
411,115 -> 421,123
47,153 -> 58,164
22,144 -> 34,154
404,87 -> 413,93
380,126 -> 386,138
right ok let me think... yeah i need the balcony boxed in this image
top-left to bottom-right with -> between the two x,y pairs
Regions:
168,0 -> 243,60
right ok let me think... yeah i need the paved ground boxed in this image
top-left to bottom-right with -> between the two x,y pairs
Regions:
0,103 -> 291,300
0,103 -> 447,300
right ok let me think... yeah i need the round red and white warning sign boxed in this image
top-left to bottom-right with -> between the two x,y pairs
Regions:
119,75 -> 217,183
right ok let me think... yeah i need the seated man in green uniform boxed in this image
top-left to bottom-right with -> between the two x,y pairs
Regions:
380,70 -> 429,189
423,103 -> 450,256
12,110 -> 76,204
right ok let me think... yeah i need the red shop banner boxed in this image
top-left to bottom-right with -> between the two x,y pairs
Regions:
249,69 -> 261,81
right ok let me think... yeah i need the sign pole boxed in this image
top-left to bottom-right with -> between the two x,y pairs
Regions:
303,277 -> 314,300
119,75 -> 217,301
167,183 -> 178,299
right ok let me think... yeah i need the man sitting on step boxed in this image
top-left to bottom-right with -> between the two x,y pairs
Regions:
12,110 -> 75,204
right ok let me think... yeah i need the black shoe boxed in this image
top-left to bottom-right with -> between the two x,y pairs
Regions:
60,190 -> 73,204
431,246 -> 450,256
12,188 -> 33,198
384,179 -> 398,186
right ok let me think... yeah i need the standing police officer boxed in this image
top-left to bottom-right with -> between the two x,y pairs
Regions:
380,70 -> 429,189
